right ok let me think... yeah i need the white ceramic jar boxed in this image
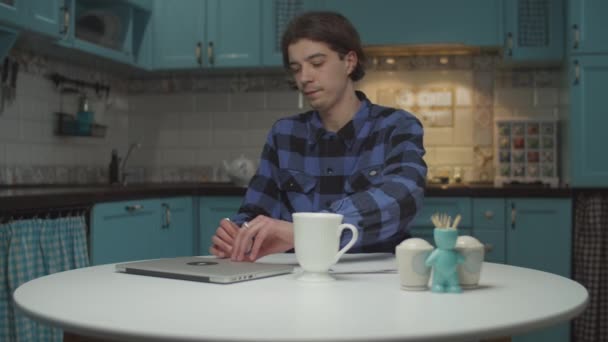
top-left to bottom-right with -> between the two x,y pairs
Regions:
455,235 -> 485,288
395,238 -> 433,291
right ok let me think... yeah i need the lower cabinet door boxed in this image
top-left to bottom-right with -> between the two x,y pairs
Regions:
159,197 -> 194,258
198,196 -> 243,255
91,199 -> 161,265
508,198 -> 573,342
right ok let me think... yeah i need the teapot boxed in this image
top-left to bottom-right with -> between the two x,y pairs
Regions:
222,155 -> 256,187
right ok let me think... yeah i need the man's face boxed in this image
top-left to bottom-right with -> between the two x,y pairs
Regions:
287,39 -> 357,113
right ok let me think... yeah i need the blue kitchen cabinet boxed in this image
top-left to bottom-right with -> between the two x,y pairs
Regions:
261,0 -> 324,67
507,198 -> 572,342
409,197 -> 472,245
502,0 -> 565,63
206,0 -> 261,67
568,0 -> 608,54
471,198 -> 506,263
0,0 -> 23,27
324,0 -> 501,46
22,0 -> 62,38
568,55 -> 608,187
56,0 -> 152,67
152,0 -> 204,69
153,0 -> 262,69
91,199 -> 162,265
91,197 -> 194,265
198,196 -> 242,255
159,197 -> 194,258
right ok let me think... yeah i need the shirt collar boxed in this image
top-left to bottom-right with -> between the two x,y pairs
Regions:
307,91 -> 371,149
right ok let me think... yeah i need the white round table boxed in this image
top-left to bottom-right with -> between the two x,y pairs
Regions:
14,254 -> 588,342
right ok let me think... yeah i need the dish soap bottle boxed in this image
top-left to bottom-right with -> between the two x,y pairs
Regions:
109,149 -> 120,184
77,94 -> 94,135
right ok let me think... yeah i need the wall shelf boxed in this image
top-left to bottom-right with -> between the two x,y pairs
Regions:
55,112 -> 106,138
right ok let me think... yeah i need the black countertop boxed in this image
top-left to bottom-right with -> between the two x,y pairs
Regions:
0,182 -> 573,214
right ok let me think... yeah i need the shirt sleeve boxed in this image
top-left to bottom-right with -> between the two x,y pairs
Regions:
230,124 -> 282,226
329,114 -> 427,252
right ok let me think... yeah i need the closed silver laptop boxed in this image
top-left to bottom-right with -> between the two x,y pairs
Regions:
115,256 -> 294,284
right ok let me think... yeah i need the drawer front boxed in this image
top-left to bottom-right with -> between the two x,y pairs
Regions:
411,197 -> 472,228
93,199 -> 159,219
472,198 -> 505,230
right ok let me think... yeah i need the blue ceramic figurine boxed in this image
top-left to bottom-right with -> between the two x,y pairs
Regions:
425,228 -> 464,293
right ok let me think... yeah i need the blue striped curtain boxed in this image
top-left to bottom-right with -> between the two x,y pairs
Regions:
0,215 -> 89,342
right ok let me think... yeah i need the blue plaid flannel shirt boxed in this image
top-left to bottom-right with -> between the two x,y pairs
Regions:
232,91 -> 426,252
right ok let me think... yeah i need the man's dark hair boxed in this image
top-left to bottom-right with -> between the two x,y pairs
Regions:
281,11 -> 366,81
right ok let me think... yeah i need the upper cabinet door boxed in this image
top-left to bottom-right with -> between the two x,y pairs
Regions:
261,0 -> 324,67
0,0 -> 23,26
569,0 -> 608,54
153,0 -> 205,69
324,0 -> 501,46
502,0 -> 564,63
206,0 -> 261,67
569,55 -> 608,187
23,0 -> 62,38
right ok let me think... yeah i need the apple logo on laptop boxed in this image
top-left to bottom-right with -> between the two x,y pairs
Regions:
187,261 -> 219,267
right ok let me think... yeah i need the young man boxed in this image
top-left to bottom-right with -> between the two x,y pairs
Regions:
210,11 -> 426,262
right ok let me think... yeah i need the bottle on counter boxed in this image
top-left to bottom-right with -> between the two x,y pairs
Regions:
109,149 -> 120,184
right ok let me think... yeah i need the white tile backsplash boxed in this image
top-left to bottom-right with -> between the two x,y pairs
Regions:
494,88 -> 535,108
534,88 -> 560,107
194,93 -> 230,112
2,50 -> 568,184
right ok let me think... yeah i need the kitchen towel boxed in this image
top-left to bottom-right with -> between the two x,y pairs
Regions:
0,215 -> 89,342
573,191 -> 608,342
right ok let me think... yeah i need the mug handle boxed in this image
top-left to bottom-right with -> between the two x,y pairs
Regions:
334,223 -> 359,264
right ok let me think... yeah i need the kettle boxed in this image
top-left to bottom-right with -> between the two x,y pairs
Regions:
222,155 -> 256,187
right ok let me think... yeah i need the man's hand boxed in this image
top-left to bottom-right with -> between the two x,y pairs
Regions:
231,215 -> 294,262
209,218 -> 240,258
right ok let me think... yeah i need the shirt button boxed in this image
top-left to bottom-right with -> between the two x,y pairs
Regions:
326,168 -> 334,175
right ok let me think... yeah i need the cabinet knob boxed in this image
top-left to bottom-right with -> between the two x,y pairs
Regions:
207,41 -> 214,66
484,244 -> 493,253
161,203 -> 171,229
125,204 -> 143,212
572,24 -> 580,49
484,211 -> 494,220
195,42 -> 203,66
60,5 -> 70,36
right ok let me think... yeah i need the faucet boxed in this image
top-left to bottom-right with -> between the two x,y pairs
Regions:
120,142 -> 141,185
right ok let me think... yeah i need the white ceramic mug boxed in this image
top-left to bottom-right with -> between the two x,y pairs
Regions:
395,238 -> 433,290
455,235 -> 485,288
292,212 -> 358,281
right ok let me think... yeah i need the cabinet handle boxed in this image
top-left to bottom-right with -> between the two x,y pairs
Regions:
161,203 -> 171,229
573,60 -> 580,85
510,202 -> 516,230
572,24 -> 580,49
125,204 -> 143,212
506,32 -> 513,57
208,41 -> 214,66
195,42 -> 203,66
60,5 -> 70,35
484,244 -> 493,253
484,210 -> 494,220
